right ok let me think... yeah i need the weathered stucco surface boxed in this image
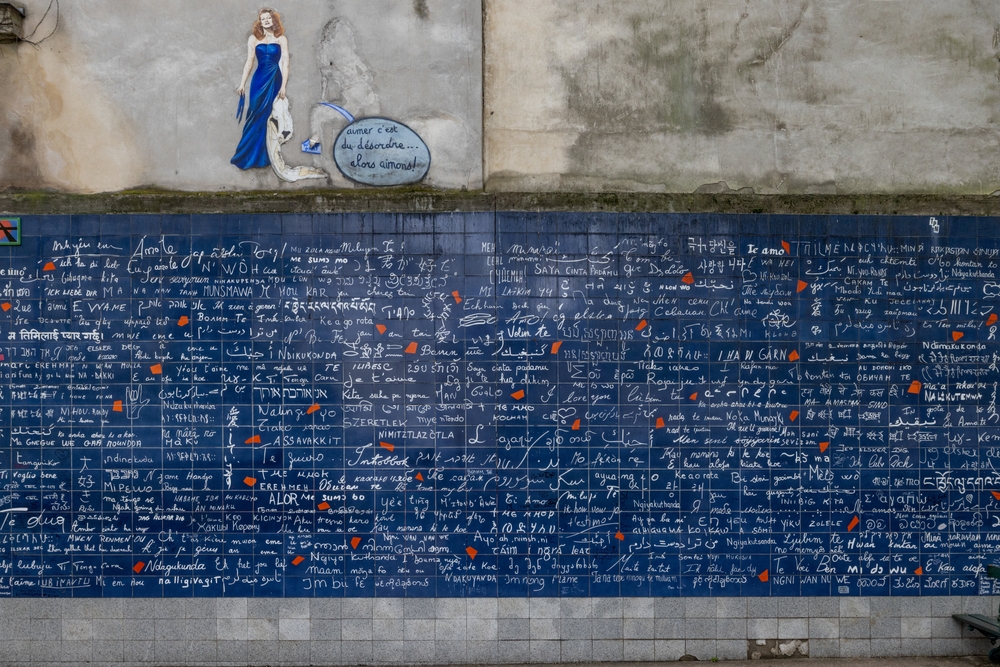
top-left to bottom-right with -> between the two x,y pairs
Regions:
485,0 -> 1000,194
0,0 -> 482,193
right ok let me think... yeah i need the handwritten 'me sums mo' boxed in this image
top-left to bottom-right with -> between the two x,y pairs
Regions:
232,8 -> 325,182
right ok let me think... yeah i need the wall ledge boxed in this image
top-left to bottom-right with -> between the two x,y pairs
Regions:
4,190 -> 1000,216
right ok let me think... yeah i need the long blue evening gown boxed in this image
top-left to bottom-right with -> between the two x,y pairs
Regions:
231,43 -> 282,170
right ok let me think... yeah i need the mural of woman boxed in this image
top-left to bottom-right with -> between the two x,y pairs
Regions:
231,8 -> 288,170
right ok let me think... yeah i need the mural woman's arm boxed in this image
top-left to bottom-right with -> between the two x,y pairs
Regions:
236,35 -> 256,96
278,35 -> 289,100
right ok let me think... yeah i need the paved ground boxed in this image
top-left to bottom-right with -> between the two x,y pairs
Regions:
480,659 -> 994,666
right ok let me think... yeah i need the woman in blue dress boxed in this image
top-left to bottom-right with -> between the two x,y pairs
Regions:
232,8 -> 289,170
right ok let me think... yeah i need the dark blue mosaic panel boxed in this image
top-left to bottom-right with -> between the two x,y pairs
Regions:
0,213 -> 998,597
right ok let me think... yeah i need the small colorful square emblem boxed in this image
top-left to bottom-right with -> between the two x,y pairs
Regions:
0,219 -> 20,246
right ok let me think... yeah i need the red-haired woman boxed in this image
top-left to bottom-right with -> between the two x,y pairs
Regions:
232,8 -> 289,169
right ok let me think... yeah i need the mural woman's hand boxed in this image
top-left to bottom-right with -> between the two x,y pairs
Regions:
237,85 -> 245,97
278,88 -> 287,100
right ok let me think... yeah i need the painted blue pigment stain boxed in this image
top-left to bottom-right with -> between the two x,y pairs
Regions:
0,213 -> 997,598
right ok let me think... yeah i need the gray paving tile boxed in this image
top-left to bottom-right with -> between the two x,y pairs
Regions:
278,599 -> 310,619
841,616 -> 873,639
341,640 -> 373,663
654,638 -> 685,661
467,617 -> 497,640
685,617 -> 716,639
405,619 -> 436,640
467,640 -> 500,665
809,617 -> 840,639
248,617 -> 279,641
593,617 -> 624,639
684,598 -> 716,618
593,638 -> 624,660
716,597 -> 746,619
747,598 -> 778,618
778,617 -> 808,639
217,617 -> 248,641
809,638 -> 840,658
717,638 -> 747,660
529,638 -> 560,662
499,617 -> 529,640
840,638 -> 872,658
872,637 -> 902,657
498,598 -> 528,618
278,639 -> 310,666
529,598 -> 560,618
93,639 -> 124,662
561,637 -> 593,662
341,617 -> 373,641
434,639 -> 467,664
217,640 -> 250,665
217,598 -> 248,619
435,617 -> 467,641
624,617 -> 654,639
374,618 -> 405,640
777,597 -> 808,618
684,638 -> 718,660
529,617 -> 559,640
310,598 -> 341,620
624,638 -> 654,661
278,618 -> 310,641
497,640 -> 529,664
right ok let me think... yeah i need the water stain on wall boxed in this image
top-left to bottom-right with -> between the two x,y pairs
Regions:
0,32 -> 143,193
413,0 -> 429,21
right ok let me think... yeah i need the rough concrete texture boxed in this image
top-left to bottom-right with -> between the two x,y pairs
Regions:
0,0 -> 482,193
485,0 -> 1000,194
